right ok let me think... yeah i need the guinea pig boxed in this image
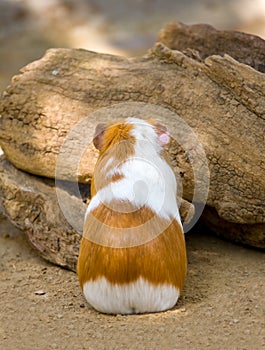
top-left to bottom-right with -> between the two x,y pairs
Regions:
77,117 -> 187,314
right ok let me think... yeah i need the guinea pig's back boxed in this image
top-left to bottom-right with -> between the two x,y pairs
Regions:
77,203 -> 186,314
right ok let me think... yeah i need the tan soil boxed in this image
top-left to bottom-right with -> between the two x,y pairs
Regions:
0,218 -> 264,350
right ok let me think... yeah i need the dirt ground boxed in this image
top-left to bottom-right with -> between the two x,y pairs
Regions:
0,218 -> 264,350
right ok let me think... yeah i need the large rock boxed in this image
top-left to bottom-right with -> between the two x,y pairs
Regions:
0,23 -> 264,249
0,156 -> 82,270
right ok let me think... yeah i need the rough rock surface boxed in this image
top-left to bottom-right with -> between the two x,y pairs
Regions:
0,23 -> 264,249
157,22 -> 265,72
0,156 -> 82,270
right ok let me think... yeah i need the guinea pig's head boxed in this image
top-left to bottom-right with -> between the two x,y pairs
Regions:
93,117 -> 170,155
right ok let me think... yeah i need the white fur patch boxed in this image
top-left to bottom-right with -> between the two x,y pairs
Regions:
126,117 -> 162,153
83,277 -> 180,314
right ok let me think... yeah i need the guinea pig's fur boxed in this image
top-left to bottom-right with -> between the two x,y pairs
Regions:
77,117 -> 187,314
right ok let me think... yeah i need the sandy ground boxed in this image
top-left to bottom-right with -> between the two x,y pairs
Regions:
0,218 -> 264,350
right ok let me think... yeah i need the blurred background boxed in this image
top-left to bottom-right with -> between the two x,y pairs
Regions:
0,0 -> 265,92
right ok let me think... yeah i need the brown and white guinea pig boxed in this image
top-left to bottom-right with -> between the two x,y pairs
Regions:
77,117 -> 187,314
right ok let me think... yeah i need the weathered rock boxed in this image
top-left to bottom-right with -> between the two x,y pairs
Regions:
157,22 -> 265,72
201,207 -> 264,249
0,23 -> 264,249
0,156 -> 82,270
0,156 -> 195,269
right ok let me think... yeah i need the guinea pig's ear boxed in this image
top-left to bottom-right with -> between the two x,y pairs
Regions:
93,123 -> 106,150
153,119 -> 170,146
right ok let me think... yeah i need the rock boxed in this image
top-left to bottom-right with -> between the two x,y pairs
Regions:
0,156 -> 81,270
34,290 -> 46,296
0,156 -> 195,269
201,207 -> 264,249
0,23 -> 264,248
157,22 -> 265,72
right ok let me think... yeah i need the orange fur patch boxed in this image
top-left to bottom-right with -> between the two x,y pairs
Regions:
91,121 -> 135,197
99,122 -> 135,159
78,205 -> 186,290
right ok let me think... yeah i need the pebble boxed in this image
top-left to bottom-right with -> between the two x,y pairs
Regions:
34,290 -> 46,295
